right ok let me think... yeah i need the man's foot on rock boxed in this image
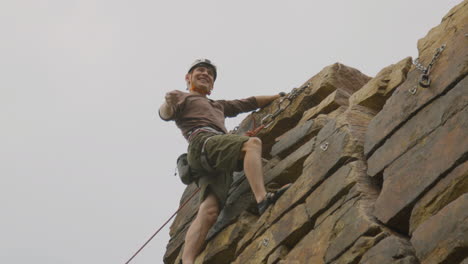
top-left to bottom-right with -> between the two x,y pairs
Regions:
257,183 -> 291,215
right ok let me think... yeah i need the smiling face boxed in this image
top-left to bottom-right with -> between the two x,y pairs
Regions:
185,65 -> 216,95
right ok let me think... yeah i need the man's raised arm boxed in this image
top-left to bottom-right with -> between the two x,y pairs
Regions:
159,91 -> 179,120
254,92 -> 286,108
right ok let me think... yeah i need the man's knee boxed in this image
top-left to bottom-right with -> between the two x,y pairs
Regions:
242,137 -> 262,152
202,206 -> 219,225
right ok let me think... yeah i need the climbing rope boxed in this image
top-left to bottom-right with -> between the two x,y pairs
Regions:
245,115 -> 264,137
124,187 -> 200,264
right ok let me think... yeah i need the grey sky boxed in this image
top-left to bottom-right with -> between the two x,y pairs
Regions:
0,0 -> 462,263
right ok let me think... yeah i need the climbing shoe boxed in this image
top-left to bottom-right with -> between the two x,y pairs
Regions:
257,183 -> 292,215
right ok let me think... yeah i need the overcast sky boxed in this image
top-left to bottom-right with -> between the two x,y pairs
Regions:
0,1 -> 463,263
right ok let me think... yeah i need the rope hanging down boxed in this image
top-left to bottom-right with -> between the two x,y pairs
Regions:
125,84 -> 309,263
124,188 -> 200,264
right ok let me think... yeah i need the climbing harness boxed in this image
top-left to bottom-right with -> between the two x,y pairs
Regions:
200,136 -> 217,172
173,127 -> 224,185
191,127 -> 224,172
187,126 -> 223,142
410,44 -> 446,94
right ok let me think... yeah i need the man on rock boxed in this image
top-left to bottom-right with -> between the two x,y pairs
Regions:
159,58 -> 290,264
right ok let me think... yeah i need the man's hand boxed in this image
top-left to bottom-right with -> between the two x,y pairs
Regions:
255,93 -> 284,108
165,91 -> 179,106
159,91 -> 179,120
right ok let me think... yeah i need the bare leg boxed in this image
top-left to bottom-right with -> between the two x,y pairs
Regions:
181,192 -> 219,264
241,137 -> 267,203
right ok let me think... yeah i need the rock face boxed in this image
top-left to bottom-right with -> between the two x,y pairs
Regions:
164,2 -> 468,263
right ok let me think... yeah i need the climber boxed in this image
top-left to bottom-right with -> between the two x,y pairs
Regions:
159,59 -> 291,264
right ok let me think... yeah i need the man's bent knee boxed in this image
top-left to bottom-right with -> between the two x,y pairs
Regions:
242,137 -> 262,152
203,207 -> 219,225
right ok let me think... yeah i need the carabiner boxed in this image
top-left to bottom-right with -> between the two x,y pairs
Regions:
419,74 -> 431,88
261,114 -> 273,126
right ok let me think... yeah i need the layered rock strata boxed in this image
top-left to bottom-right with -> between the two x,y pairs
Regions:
164,1 -> 468,263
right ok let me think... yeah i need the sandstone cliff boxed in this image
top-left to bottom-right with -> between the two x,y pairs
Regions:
165,1 -> 468,263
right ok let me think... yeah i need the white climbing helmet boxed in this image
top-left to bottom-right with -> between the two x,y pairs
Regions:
187,58 -> 217,81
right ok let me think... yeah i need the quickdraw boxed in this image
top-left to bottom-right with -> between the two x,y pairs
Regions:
412,44 -> 446,89
245,82 -> 311,137
261,82 -> 311,128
